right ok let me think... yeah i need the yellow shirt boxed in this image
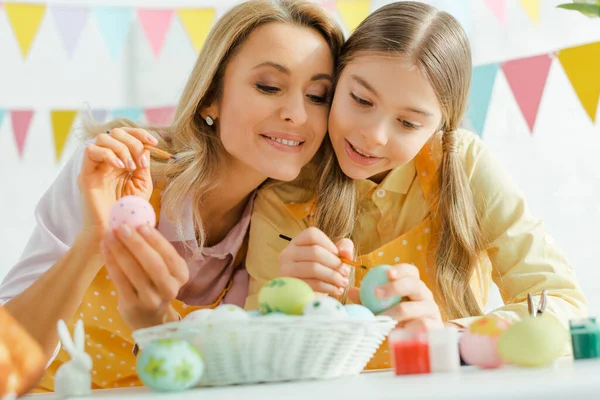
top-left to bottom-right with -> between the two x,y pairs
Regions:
245,129 -> 587,330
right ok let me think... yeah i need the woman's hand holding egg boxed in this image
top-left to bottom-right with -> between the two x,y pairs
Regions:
350,263 -> 443,331
102,197 -> 189,331
78,127 -> 156,239
279,227 -> 353,297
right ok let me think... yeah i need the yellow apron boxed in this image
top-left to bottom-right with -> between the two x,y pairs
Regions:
37,186 -> 244,391
355,142 -> 440,370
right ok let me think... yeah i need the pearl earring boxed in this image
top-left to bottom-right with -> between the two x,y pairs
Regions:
205,116 -> 214,126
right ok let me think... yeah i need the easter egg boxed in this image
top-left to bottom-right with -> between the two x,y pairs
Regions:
459,316 -> 510,369
246,310 -> 264,318
303,297 -> 347,318
262,312 -> 292,320
137,339 -> 204,392
498,316 -> 568,367
208,304 -> 249,322
344,304 -> 375,320
183,309 -> 213,324
359,265 -> 401,314
258,277 -> 314,315
109,195 -> 156,230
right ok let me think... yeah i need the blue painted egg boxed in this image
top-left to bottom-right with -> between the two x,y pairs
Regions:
359,264 -> 401,314
136,339 -> 204,392
303,296 -> 347,318
344,304 -> 375,319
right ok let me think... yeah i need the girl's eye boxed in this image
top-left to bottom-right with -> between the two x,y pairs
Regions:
350,92 -> 372,107
400,120 -> 419,130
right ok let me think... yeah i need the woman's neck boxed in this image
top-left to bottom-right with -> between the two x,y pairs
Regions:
200,155 -> 267,246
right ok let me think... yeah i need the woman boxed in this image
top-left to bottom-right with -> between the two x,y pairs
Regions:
245,1 -> 587,370
0,0 -> 344,390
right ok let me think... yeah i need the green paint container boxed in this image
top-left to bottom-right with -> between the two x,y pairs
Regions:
570,317 -> 600,360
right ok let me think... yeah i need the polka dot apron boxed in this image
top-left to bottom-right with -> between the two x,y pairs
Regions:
36,187 -> 238,392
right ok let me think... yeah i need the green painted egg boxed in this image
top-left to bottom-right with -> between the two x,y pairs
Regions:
136,339 -> 204,392
359,265 -> 401,314
258,277 -> 315,315
498,316 -> 568,367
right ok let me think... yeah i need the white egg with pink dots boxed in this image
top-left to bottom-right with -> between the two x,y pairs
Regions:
108,196 -> 156,230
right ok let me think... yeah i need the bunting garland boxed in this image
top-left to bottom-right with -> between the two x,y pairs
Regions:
485,0 -> 507,26
502,54 -> 553,133
557,41 -> 600,123
4,3 -> 45,57
0,2 -> 598,161
50,6 -> 89,58
177,8 -> 216,53
10,110 -> 34,159
0,1 -> 580,60
51,110 -> 78,161
137,9 -> 175,58
335,0 -> 371,32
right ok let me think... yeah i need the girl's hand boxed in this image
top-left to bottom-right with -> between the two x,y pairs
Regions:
78,128 -> 157,239
349,264 -> 443,331
101,224 -> 190,330
279,227 -> 353,296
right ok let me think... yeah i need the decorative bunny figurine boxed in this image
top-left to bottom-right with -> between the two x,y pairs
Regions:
54,319 -> 92,397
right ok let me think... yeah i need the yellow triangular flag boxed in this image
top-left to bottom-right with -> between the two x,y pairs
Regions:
518,0 -> 540,24
51,110 -> 78,162
177,8 -> 216,53
336,0 -> 370,32
558,42 -> 600,123
5,4 -> 46,58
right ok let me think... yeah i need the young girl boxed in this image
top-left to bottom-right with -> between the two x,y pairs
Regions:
0,0 -> 344,390
245,1 -> 587,369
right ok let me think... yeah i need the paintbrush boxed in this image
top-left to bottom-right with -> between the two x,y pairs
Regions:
105,130 -> 178,160
278,234 -> 366,270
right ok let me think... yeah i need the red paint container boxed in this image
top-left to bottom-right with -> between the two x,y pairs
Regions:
389,329 -> 431,375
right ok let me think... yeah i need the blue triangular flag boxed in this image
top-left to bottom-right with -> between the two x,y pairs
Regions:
437,0 -> 472,38
0,109 -> 5,128
93,7 -> 134,60
467,64 -> 500,137
112,107 -> 143,122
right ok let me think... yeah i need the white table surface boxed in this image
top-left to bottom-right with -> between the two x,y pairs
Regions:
24,358 -> 600,400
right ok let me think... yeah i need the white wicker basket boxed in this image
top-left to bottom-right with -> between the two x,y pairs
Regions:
132,316 -> 397,387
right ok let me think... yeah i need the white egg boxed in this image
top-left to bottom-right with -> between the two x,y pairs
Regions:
262,312 -> 292,320
208,304 -> 250,322
303,297 -> 348,318
246,310 -> 264,318
344,304 -> 375,320
183,308 -> 213,323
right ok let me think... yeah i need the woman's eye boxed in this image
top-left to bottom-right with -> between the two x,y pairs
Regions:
307,94 -> 328,104
350,92 -> 372,107
255,84 -> 280,94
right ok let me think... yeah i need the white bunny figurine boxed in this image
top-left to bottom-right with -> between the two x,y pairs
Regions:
54,319 -> 93,397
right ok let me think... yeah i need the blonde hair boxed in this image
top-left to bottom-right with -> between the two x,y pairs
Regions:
85,0 -> 344,250
330,1 -> 485,319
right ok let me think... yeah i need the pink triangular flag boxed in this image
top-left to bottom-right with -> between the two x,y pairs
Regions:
137,9 -> 174,58
11,110 -> 34,158
485,0 -> 507,26
146,106 -> 176,126
502,54 -> 552,133
322,1 -> 336,12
